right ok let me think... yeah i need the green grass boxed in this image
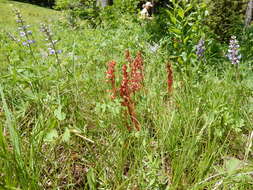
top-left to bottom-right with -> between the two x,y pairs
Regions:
0,1 -> 253,189
0,0 -> 60,30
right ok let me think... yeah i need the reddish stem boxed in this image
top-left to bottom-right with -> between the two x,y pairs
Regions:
167,62 -> 173,95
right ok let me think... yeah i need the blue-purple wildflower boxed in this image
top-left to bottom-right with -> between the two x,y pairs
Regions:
13,9 -> 38,63
227,36 -> 241,65
196,38 -> 205,59
14,9 -> 35,47
41,23 -> 62,63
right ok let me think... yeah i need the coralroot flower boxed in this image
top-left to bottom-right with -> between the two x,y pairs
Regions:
125,50 -> 132,63
120,64 -> 140,131
227,36 -> 241,65
106,61 -> 117,99
106,51 -> 144,131
120,64 -> 130,105
130,51 -> 144,92
167,63 -> 173,95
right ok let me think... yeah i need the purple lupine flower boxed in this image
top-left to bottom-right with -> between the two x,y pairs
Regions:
57,50 -> 62,54
48,48 -> 62,55
22,41 -> 28,46
196,38 -> 205,59
227,36 -> 241,65
27,40 -> 35,44
48,48 -> 55,55
12,9 -> 38,63
41,23 -> 62,63
20,31 -> 25,37
14,9 -> 35,47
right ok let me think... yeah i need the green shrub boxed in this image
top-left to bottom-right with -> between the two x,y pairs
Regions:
112,0 -> 140,14
55,0 -> 100,27
206,0 -> 245,42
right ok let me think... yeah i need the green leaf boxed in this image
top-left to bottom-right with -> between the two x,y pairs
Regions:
181,52 -> 187,62
62,128 -> 71,143
54,105 -> 66,121
87,168 -> 96,190
183,36 -> 189,44
45,129 -> 58,141
169,27 -> 181,35
167,10 -> 177,25
225,158 -> 242,175
185,4 -> 193,14
178,7 -> 184,19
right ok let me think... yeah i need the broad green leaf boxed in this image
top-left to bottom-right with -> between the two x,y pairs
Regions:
166,10 -> 177,25
178,7 -> 184,19
54,106 -> 66,121
225,158 -> 242,175
183,36 -> 189,44
45,129 -> 58,141
181,52 -> 187,62
62,128 -> 71,143
169,27 -> 181,35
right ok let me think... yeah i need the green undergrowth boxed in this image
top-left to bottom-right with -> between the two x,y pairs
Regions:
0,1 -> 252,189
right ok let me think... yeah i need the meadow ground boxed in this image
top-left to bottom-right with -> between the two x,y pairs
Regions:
0,1 -> 253,189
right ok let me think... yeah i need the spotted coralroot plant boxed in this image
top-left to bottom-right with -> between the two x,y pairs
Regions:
167,62 -> 173,95
128,51 -> 144,93
106,61 -> 117,99
106,51 -> 144,131
120,63 -> 141,131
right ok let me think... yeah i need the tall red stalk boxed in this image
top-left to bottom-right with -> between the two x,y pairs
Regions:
106,51 -> 144,131
167,63 -> 173,95
130,51 -> 144,93
106,61 -> 117,99
125,50 -> 132,64
120,64 -> 141,131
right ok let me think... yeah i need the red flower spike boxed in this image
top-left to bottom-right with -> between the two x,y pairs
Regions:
167,63 -> 173,95
106,61 -> 117,99
120,64 -> 141,131
130,52 -> 144,93
120,64 -> 130,105
125,50 -> 132,64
